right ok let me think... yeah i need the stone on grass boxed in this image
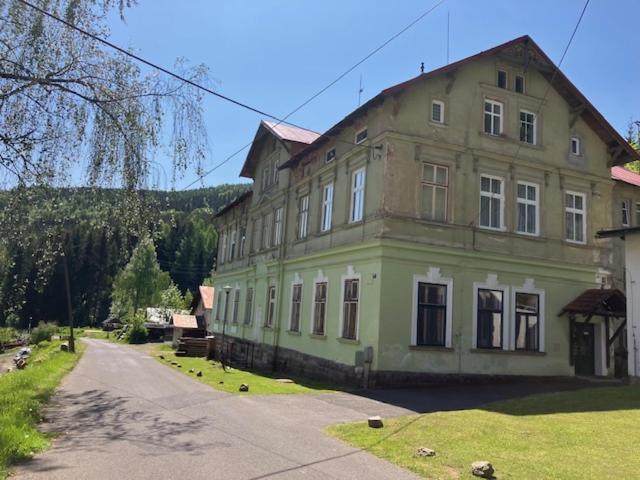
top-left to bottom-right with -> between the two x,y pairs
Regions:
158,355 -> 164,360
171,361 -> 178,365
367,416 -> 384,428
239,383 -> 249,392
189,368 -> 195,373
196,371 -> 203,377
471,461 -> 494,478
416,447 -> 436,457
60,344 -> 69,352
177,364 -> 182,368
218,380 -> 224,384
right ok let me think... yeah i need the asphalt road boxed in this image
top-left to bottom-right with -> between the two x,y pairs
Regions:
12,339 -> 420,480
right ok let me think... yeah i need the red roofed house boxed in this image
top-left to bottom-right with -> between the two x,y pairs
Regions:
610,167 -> 640,287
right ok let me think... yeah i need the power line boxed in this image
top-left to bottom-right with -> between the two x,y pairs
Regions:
181,0 -> 449,190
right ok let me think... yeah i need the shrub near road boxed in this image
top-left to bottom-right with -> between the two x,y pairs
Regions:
0,341 -> 83,479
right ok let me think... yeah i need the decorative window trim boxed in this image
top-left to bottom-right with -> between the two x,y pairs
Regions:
431,100 -> 445,124
355,127 -> 368,145
339,265 -> 361,341
411,267 -> 453,348
479,174 -> 506,231
565,190 -> 587,245
311,269 -> 329,336
516,181 -> 540,236
288,273 -> 303,332
472,274 -> 510,350
510,278 -> 545,352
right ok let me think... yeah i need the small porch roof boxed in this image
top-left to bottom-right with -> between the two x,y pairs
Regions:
171,314 -> 199,329
559,289 -> 626,319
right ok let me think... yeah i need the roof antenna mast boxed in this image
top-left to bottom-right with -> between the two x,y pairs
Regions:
358,74 -> 364,106
446,10 -> 450,64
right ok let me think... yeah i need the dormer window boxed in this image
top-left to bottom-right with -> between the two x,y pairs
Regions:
515,75 -> 525,94
355,128 -> 368,144
431,100 -> 445,124
325,148 -> 336,163
570,136 -> 581,155
497,70 -> 507,89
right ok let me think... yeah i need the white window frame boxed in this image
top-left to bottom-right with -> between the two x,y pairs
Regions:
565,191 -> 587,245
262,212 -> 273,249
510,279 -> 545,352
479,174 -> 505,231
289,278 -> 303,333
622,200 -> 630,227
231,288 -> 240,324
411,267 -> 453,348
570,136 -> 581,155
355,127 -> 368,145
431,100 -> 445,124
273,207 -> 283,246
310,270 -> 329,336
516,181 -> 540,236
484,99 -> 503,136
244,286 -> 254,325
321,182 -> 334,232
350,167 -> 366,223
519,110 -> 537,145
325,147 -> 336,163
229,228 -> 237,261
472,274 -> 510,351
265,286 -> 276,328
339,266 -> 361,341
298,194 -> 309,239
421,162 -> 449,222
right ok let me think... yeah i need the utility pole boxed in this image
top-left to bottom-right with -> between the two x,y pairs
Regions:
220,285 -> 232,369
62,248 -> 75,353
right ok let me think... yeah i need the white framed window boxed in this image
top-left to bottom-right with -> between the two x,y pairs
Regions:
265,286 -> 276,328
297,194 -> 309,239
484,100 -> 503,136
431,100 -> 445,124
273,207 -> 283,246
232,288 -> 240,324
239,226 -> 246,257
472,274 -> 510,350
479,174 -> 504,230
565,191 -> 586,244
516,181 -> 539,236
262,166 -> 270,191
622,200 -> 630,227
519,110 -> 536,145
355,128 -> 368,144
411,268 -> 453,348
497,70 -> 507,89
273,160 -> 280,184
229,228 -> 237,261
262,212 -> 273,249
421,163 -> 448,222
244,287 -> 253,325
325,147 -> 336,163
312,281 -> 328,336
289,283 -> 302,332
570,136 -> 581,155
350,167 -> 366,223
218,231 -> 227,264
511,279 -> 545,352
341,278 -> 360,340
321,182 -> 334,232
515,75 -> 525,94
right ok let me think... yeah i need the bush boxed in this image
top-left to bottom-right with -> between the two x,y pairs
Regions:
30,322 -> 58,345
127,314 -> 148,344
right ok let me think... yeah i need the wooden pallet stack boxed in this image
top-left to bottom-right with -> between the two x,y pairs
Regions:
176,337 -> 208,357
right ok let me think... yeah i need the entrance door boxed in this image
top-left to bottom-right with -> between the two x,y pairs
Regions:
573,323 -> 595,376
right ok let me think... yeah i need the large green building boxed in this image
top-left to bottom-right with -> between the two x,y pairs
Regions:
209,36 -> 639,386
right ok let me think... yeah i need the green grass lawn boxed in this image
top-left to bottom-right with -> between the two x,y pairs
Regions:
153,344 -> 337,395
0,341 -> 83,479
328,385 -> 640,480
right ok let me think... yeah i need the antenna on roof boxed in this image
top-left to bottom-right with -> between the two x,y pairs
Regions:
446,10 -> 450,64
358,74 -> 364,106
420,62 -> 425,73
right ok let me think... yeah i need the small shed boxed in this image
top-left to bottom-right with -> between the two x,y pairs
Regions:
171,313 -> 205,345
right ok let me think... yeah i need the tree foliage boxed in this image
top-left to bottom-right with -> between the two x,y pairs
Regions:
626,121 -> 640,173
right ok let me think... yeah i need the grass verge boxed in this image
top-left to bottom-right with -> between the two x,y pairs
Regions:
0,341 -> 84,479
328,385 -> 640,480
153,344 -> 338,395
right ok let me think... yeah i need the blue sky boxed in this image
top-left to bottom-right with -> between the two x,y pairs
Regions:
107,0 -> 639,190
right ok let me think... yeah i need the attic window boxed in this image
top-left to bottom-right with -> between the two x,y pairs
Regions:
326,148 -> 336,163
497,70 -> 507,89
355,128 -> 368,144
570,137 -> 581,155
431,100 -> 445,124
515,75 -> 525,94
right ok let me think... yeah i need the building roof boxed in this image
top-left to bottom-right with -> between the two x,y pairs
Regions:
171,314 -> 199,329
198,285 -> 214,310
214,189 -> 253,218
239,120 -> 320,178
559,289 -> 626,318
281,35 -> 639,170
612,166 -> 640,187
